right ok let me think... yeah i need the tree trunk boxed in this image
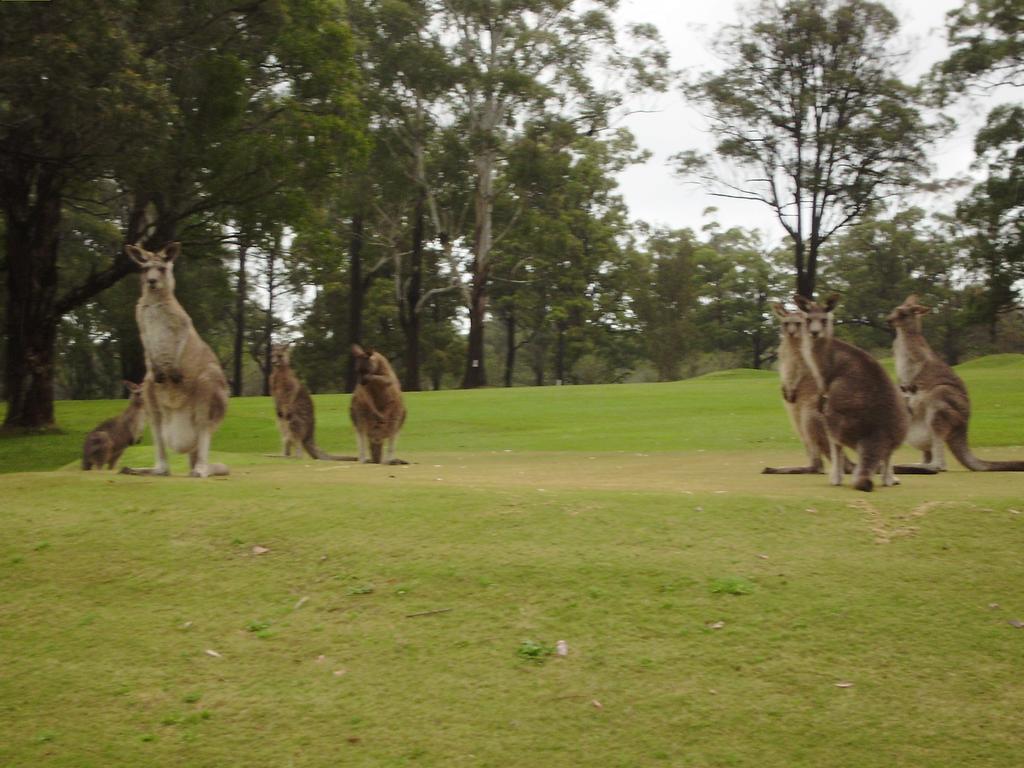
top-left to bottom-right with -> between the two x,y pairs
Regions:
794,238 -> 814,299
403,194 -> 425,392
504,309 -> 516,388
232,241 -> 249,396
555,322 -> 566,384
462,275 -> 488,388
461,146 -> 495,389
261,237 -> 278,397
345,213 -> 365,393
3,171 -> 62,429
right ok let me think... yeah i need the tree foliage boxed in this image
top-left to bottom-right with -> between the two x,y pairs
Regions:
679,0 -> 943,299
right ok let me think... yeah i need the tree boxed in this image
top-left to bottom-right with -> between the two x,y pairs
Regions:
0,0 -> 169,427
934,0 -> 1024,96
1,0 -> 365,427
632,229 -> 700,381
818,208 -> 966,357
934,1 -> 1023,336
678,0 -> 942,299
433,0 -> 669,388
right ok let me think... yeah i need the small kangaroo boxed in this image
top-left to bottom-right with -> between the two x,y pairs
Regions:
349,344 -> 408,465
269,344 -> 356,461
121,242 -> 230,478
763,304 -> 853,475
82,381 -> 147,470
888,294 -> 1024,472
794,294 -> 908,492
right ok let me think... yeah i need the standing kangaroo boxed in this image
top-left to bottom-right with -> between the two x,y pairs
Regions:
888,294 -> 1024,472
763,304 -> 853,475
82,381 -> 147,470
349,344 -> 408,465
794,294 -> 907,492
269,344 -> 355,461
121,242 -> 230,478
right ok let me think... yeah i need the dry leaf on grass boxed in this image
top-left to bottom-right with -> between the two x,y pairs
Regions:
252,545 -> 270,555
555,640 -> 569,657
204,649 -> 222,658
835,681 -> 854,688
706,620 -> 725,630
591,700 -> 603,709
1009,620 -> 1024,629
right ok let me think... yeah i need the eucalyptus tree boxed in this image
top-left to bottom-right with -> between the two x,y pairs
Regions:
492,115 -> 646,385
933,0 -> 1023,336
818,208 -> 968,360
1,0 -> 365,426
679,0 -> 942,300
431,0 -> 670,388
0,0 -> 169,426
632,228 -> 701,381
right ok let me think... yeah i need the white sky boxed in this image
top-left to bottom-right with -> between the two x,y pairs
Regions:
611,0 -> 1003,245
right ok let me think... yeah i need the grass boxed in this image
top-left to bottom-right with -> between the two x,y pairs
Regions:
1,355 -> 1023,767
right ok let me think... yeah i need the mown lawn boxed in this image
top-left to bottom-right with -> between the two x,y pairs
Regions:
1,355 -> 1023,767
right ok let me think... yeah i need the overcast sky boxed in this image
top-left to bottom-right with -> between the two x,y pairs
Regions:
611,0 -> 999,245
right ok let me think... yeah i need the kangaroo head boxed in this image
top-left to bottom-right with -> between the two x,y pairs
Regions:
125,242 -> 180,296
351,344 -> 380,382
793,294 -> 838,341
124,380 -> 145,408
270,344 -> 291,368
886,294 -> 930,331
772,303 -> 805,340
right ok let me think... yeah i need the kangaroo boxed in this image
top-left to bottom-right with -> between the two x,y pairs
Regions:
349,344 -> 408,465
763,304 -> 853,475
269,344 -> 356,461
121,242 -> 230,478
793,294 -> 908,492
888,294 -> 1024,472
82,381 -> 147,470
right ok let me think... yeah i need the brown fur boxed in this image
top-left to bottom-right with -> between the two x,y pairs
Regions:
763,304 -> 853,475
120,242 -> 230,478
888,294 -> 1024,471
82,381 -> 147,470
269,345 -> 355,461
794,294 -> 908,492
349,344 -> 408,465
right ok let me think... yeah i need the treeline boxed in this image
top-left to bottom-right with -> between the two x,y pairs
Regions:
1,0 -> 1021,428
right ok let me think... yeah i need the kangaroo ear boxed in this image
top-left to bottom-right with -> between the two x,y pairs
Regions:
161,242 -> 181,262
823,293 -> 840,313
771,303 -> 789,320
351,344 -> 366,358
364,346 -> 376,357
123,380 -> 142,393
125,244 -> 148,267
912,303 -> 930,314
792,294 -> 812,312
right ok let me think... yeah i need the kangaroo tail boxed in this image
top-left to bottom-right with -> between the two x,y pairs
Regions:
948,427 -> 1024,471
892,465 -> 941,475
303,438 -> 358,462
370,441 -> 383,464
762,465 -> 822,474
853,442 -> 887,493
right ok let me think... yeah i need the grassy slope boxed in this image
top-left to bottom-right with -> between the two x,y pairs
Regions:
1,355 -> 1023,767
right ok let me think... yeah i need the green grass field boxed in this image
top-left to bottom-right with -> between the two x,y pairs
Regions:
2,355 -> 1023,767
